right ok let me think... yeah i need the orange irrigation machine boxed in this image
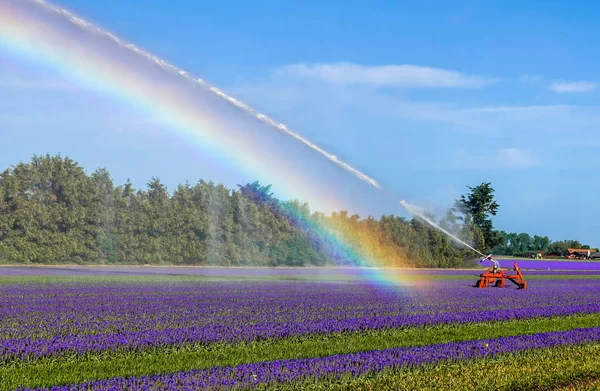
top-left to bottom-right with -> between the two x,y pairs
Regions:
475,260 -> 527,290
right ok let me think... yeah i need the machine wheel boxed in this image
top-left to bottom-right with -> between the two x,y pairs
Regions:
495,280 -> 503,287
476,279 -> 483,288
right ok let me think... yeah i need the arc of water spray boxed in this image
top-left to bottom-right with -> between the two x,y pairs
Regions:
28,0 -> 381,191
25,0 -> 482,256
399,200 -> 485,257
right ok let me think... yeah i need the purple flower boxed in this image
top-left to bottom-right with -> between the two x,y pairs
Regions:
19,326 -> 600,391
2,277 -> 600,361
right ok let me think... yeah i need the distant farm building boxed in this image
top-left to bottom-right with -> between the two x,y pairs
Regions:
565,248 -> 598,259
591,252 -> 600,259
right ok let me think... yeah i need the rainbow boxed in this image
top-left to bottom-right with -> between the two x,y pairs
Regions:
0,0 -> 419,285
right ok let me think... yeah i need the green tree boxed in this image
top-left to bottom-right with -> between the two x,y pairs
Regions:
452,182 -> 501,252
547,240 -> 584,256
90,168 -> 117,263
3,154 -> 592,269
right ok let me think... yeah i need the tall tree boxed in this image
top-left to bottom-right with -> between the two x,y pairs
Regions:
452,182 -> 501,252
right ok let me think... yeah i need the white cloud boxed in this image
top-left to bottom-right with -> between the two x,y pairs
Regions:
551,81 -> 597,93
228,71 -> 600,172
232,74 -> 600,138
495,148 -> 539,168
276,62 -> 499,89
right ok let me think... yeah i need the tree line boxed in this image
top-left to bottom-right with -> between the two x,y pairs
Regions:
491,235 -> 594,258
0,155 -> 589,267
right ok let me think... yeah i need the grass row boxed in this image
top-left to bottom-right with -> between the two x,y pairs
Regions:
2,273 -> 600,286
260,342 -> 600,391
3,313 -> 600,390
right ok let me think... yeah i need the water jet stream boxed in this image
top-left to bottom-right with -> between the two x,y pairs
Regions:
399,200 -> 485,257
2,0 -> 482,257
27,0 -> 382,191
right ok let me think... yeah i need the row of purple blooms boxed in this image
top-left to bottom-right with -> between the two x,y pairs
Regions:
3,279 -> 600,361
3,301 -> 600,362
3,278 -> 599,341
18,326 -> 600,391
2,281 -> 426,339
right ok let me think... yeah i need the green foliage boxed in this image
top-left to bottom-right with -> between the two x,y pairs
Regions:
491,234 -> 594,258
548,240 -> 583,256
451,182 -> 501,252
0,154 -> 97,264
492,231 -> 548,256
2,155 -> 589,265
0,154 -> 478,267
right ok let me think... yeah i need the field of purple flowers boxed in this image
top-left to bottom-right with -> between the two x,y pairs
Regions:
2,267 -> 600,390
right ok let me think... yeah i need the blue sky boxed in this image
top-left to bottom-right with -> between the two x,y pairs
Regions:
1,0 -> 600,244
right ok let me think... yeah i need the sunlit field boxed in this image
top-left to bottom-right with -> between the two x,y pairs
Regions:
2,267 -> 600,391
2,1 -> 600,390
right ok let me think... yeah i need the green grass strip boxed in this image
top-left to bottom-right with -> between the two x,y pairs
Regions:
2,272 -> 600,287
3,313 -> 600,390
263,342 -> 600,391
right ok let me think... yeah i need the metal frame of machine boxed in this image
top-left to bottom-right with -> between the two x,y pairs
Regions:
475,259 -> 527,289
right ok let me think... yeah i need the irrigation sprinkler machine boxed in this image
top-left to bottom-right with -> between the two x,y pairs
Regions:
397,200 -> 527,290
475,254 -> 527,290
